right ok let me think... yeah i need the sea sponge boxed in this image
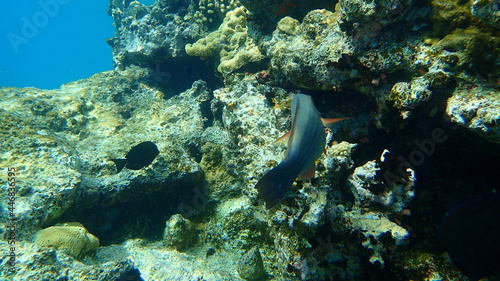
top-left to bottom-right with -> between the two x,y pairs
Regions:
34,222 -> 100,259
186,6 -> 265,74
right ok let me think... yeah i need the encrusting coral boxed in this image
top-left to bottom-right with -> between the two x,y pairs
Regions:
264,9 -> 356,90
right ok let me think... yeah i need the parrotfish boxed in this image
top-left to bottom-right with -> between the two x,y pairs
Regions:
111,141 -> 159,173
255,94 -> 347,209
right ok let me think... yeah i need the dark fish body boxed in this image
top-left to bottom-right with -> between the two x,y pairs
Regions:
439,198 -> 500,280
255,94 -> 326,209
111,141 -> 159,173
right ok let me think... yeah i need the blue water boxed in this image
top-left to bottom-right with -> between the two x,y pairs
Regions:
0,1 -> 116,90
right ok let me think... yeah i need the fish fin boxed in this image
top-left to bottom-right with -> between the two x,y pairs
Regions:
321,117 -> 350,127
255,165 -> 296,209
110,159 -> 127,173
298,164 -> 316,181
275,131 -> 291,143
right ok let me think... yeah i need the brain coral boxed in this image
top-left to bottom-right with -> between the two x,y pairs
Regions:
186,6 -> 265,74
34,222 -> 100,259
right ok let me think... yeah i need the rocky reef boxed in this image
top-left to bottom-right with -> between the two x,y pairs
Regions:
1,0 -> 499,280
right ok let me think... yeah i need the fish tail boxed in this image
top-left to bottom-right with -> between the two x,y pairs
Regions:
110,158 -> 127,173
255,164 -> 296,209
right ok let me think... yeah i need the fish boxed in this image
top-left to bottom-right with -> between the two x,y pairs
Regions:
255,94 -> 347,209
439,198 -> 500,280
111,141 -> 159,173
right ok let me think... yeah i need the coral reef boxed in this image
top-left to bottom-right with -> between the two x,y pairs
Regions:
0,238 -> 135,280
238,0 -> 337,32
194,0 -> 242,26
186,6 -> 265,74
0,72 -> 387,280
0,67 -> 211,240
343,210 -> 409,266
34,222 -> 99,259
390,77 -> 433,110
0,64 -> 484,280
264,9 -> 356,90
389,249 -> 468,280
349,158 -> 415,212
339,0 -> 413,25
107,0 -> 202,69
446,83 -> 500,143
95,239 -> 243,280
2,0 -> 500,279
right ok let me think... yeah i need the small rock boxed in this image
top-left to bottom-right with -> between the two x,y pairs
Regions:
163,214 -> 197,251
237,246 -> 267,281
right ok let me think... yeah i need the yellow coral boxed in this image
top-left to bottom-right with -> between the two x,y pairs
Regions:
34,222 -> 99,259
277,16 -> 299,36
186,7 -> 265,74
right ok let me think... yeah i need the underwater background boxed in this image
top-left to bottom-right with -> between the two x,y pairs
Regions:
1,0 -> 499,280
0,1 -> 115,89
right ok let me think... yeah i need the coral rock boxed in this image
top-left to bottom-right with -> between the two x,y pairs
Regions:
265,9 -> 355,90
446,84 -> 500,143
163,214 -> 198,251
237,246 -> 267,281
34,222 -> 99,259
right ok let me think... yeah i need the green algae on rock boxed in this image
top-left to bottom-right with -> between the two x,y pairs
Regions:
429,0 -> 473,38
200,141 -> 242,201
0,87 -> 87,239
